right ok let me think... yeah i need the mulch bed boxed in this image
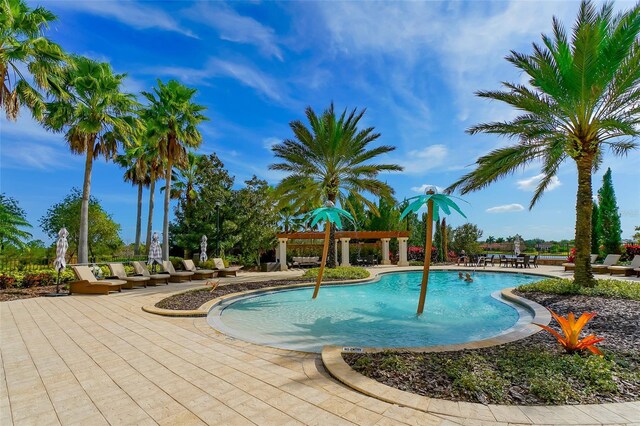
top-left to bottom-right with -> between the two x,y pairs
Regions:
155,278 -> 344,310
343,292 -> 640,405
0,285 -> 68,302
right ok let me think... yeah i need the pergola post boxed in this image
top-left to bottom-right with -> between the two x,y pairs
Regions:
339,237 -> 351,267
277,238 -> 288,271
397,237 -> 409,266
381,238 -> 391,265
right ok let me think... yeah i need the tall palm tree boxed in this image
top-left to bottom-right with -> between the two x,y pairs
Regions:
143,139 -> 163,254
115,139 -> 150,255
270,103 -> 403,267
0,194 -> 32,250
447,1 -> 640,287
1,0 -> 65,120
44,56 -> 140,264
142,80 -> 208,260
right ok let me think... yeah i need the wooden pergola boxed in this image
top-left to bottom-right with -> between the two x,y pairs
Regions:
275,231 -> 410,270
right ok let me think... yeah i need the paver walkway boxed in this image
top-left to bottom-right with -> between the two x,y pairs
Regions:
1,266 -> 639,425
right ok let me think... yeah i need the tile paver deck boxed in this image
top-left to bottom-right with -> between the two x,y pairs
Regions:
1,266 -> 639,425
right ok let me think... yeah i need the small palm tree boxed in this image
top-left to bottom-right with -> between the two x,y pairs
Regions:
142,80 -> 208,260
1,0 -> 65,120
44,56 -> 140,264
162,151 -> 202,210
270,103 -> 403,267
447,1 -> 640,287
115,138 -> 150,255
0,194 -> 32,250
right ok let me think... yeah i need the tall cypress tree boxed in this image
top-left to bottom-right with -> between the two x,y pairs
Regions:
433,218 -> 442,262
597,168 -> 622,254
591,202 -> 601,254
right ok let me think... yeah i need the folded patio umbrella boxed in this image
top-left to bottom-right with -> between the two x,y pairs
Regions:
46,227 -> 69,297
200,235 -> 208,262
148,232 -> 163,272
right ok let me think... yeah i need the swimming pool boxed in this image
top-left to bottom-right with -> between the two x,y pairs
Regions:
207,271 -> 542,352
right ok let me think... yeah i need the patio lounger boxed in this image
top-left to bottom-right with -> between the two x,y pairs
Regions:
162,261 -> 194,282
182,259 -> 216,279
108,263 -> 149,287
70,265 -> 124,295
635,267 -> 640,277
591,254 -> 622,274
212,258 -> 242,277
608,255 -> 640,276
132,261 -> 169,285
562,254 -> 598,271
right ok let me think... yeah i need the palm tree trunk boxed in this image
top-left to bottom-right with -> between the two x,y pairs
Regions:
574,156 -> 597,287
163,159 -> 173,260
312,223 -> 331,299
134,183 -> 143,255
327,224 -> 337,268
78,141 -> 94,264
145,177 -> 156,254
417,198 -> 434,315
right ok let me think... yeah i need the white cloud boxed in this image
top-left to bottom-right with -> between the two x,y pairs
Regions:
263,137 -> 281,150
398,144 -> 448,175
183,3 -> 283,60
147,58 -> 289,104
411,184 -> 445,193
517,174 -> 561,192
47,0 -> 196,38
486,204 -> 525,213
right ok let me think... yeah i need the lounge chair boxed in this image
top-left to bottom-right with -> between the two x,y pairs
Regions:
591,254 -> 622,274
212,258 -> 242,277
162,261 -> 194,282
608,255 -> 640,276
562,254 -> 598,271
108,263 -> 150,288
132,261 -> 169,285
70,265 -> 124,295
182,259 -> 216,279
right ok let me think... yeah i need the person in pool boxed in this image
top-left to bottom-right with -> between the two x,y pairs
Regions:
464,273 -> 473,282
458,271 -> 464,279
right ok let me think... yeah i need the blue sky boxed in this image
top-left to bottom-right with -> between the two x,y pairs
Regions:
1,0 -> 639,244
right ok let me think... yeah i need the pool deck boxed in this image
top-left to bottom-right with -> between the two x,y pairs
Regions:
1,264 -> 639,425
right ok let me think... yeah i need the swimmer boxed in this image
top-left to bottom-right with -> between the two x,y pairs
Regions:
458,271 -> 464,279
464,273 -> 473,282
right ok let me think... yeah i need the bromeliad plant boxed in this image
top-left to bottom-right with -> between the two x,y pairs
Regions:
535,309 -> 604,355
308,201 -> 354,299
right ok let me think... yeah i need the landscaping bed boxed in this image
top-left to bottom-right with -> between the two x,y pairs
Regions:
344,289 -> 640,405
155,277 -> 358,311
0,284 -> 67,302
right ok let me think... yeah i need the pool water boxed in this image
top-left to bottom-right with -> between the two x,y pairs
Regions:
208,271 -> 541,352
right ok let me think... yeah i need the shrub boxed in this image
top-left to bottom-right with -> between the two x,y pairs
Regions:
21,272 -> 55,288
302,266 -> 369,280
0,274 -> 16,289
623,244 -> 640,261
517,278 -> 640,301
168,256 -> 184,270
567,248 -> 576,262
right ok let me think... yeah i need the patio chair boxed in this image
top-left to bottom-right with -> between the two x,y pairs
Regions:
162,261 -> 194,282
562,254 -> 598,271
532,255 -> 539,268
608,255 -> 640,276
212,258 -> 242,277
131,261 -> 169,285
591,254 -> 622,274
499,255 -> 509,267
108,263 -> 149,288
515,254 -> 531,268
70,265 -> 124,295
182,259 -> 216,280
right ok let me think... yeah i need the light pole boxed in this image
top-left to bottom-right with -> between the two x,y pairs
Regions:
215,201 -> 221,256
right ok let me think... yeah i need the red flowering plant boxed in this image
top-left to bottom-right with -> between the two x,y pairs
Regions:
567,248 -> 576,262
623,244 -> 640,261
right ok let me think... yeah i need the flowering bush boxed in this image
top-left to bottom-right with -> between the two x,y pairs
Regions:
21,272 -> 55,288
623,244 -> 640,261
407,246 -> 438,261
567,248 -> 576,263
0,275 -> 16,289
